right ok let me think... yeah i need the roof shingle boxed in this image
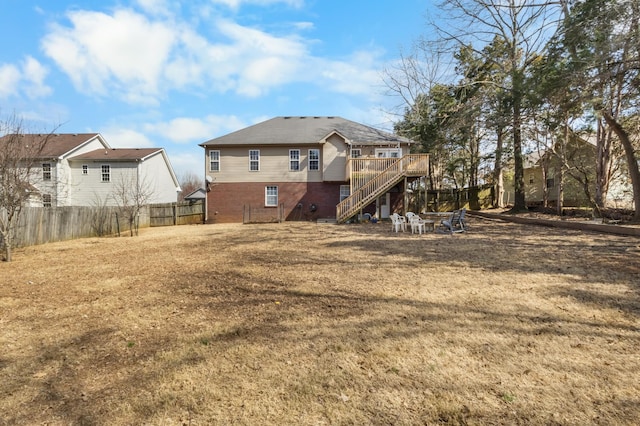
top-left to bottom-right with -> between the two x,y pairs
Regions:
70,148 -> 162,161
200,116 -> 412,147
0,133 -> 101,158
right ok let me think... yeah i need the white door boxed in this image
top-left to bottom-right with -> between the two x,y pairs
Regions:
379,193 -> 391,218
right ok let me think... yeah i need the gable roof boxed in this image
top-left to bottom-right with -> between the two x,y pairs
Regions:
184,187 -> 206,200
200,116 -> 413,147
0,133 -> 106,158
69,148 -> 163,161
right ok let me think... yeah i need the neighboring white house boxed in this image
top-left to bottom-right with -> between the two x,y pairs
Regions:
0,133 -> 180,207
69,147 -> 181,206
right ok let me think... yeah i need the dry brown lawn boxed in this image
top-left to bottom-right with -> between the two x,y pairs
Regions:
1,217 -> 639,425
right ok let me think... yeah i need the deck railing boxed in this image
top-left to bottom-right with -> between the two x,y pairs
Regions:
336,154 -> 429,223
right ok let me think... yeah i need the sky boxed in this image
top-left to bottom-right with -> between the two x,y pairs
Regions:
0,0 -> 433,179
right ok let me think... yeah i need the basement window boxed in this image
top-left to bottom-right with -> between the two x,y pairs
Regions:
340,185 -> 350,202
265,186 -> 278,207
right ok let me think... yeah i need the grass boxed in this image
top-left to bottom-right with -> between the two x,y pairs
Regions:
1,218 -> 639,425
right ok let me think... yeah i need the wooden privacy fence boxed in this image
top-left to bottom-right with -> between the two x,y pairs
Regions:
3,206 -> 148,248
149,201 -> 205,226
2,200 -> 204,249
415,185 -> 495,213
424,185 -> 494,212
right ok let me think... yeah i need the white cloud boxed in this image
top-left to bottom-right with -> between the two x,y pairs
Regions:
40,6 -> 386,104
166,150 -> 204,179
22,56 -> 52,98
209,0 -> 304,9
293,21 -> 314,31
0,64 -> 21,98
42,9 -> 176,102
144,114 -> 246,144
0,56 -> 51,99
215,19 -> 308,97
101,128 -> 155,148
136,0 -> 173,16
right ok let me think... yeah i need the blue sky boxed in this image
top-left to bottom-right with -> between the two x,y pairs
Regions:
0,0 -> 432,178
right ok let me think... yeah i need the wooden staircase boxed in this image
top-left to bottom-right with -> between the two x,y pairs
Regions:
336,154 -> 429,223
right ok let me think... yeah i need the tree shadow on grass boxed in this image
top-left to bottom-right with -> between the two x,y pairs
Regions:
321,220 -> 640,314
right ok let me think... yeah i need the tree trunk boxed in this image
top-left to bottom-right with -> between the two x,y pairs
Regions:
556,120 -> 570,215
512,103 -> 526,211
542,162 -> 549,208
557,168 -> 564,216
1,230 -> 12,262
493,128 -> 505,208
601,110 -> 640,221
594,118 -> 615,217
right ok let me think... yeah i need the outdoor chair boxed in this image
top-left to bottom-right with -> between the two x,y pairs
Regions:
390,213 -> 406,232
410,215 -> 426,234
439,208 -> 467,233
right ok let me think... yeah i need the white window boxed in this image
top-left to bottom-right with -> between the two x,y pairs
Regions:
265,186 -> 278,206
101,165 -> 111,182
82,164 -> 88,175
351,149 -> 361,158
249,150 -> 260,171
209,150 -> 220,172
42,194 -> 52,208
309,149 -> 320,171
375,148 -> 401,158
340,185 -> 350,202
42,163 -> 51,181
289,149 -> 300,171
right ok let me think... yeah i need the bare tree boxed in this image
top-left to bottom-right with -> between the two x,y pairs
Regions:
90,193 -> 113,237
178,171 -> 202,202
111,171 -> 155,236
0,115 -> 52,261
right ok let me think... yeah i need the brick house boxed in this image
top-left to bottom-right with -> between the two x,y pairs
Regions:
200,116 -> 428,223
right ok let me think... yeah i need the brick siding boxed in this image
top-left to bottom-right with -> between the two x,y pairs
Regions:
206,182 -> 347,223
